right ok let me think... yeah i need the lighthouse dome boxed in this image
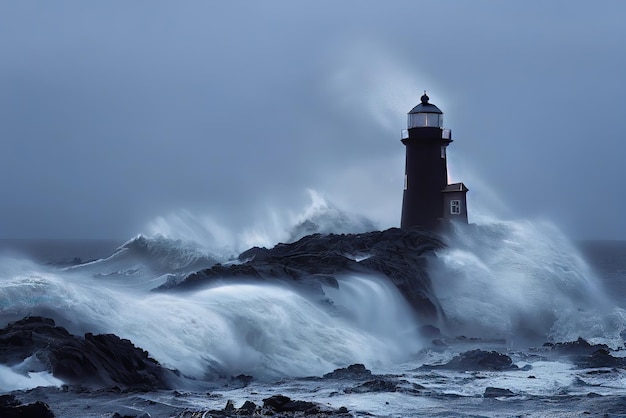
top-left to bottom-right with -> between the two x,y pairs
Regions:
408,93 -> 443,128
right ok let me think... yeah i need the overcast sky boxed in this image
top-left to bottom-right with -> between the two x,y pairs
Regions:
1,1 -> 625,240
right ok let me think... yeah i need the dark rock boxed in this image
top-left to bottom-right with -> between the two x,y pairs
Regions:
231,374 -> 253,387
421,349 -> 517,371
323,363 -> 372,380
262,395 -> 319,414
575,349 -> 626,369
0,395 -> 20,408
0,394 -> 55,417
0,316 -> 172,389
544,338 -> 626,369
484,387 -> 515,398
224,399 -> 235,412
262,394 -> 292,410
544,337 -> 610,356
157,227 -> 445,319
345,379 -> 397,393
238,400 -> 257,414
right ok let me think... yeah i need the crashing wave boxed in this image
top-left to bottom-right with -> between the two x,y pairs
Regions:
110,234 -> 224,273
286,190 -> 377,242
64,235 -> 225,290
430,218 -> 625,347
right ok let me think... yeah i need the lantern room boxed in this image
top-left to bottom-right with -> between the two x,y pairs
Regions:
407,92 -> 443,129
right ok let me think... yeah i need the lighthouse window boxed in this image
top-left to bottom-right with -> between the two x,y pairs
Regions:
408,113 -> 444,128
409,113 -> 427,128
440,146 -> 446,159
450,200 -> 461,215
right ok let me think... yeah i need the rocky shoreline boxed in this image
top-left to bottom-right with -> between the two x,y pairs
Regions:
2,313 -> 625,417
3,228 -> 626,416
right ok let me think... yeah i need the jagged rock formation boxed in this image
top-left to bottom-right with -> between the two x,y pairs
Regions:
158,227 -> 445,319
544,337 -> 626,369
0,316 -> 173,389
0,394 -> 55,418
175,395 -> 351,417
484,387 -> 516,398
323,363 -> 372,380
420,349 -> 520,371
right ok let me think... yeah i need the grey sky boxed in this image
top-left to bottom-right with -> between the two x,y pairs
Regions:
1,1 -> 625,239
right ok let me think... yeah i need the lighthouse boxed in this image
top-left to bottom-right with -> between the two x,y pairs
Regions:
400,92 -> 468,229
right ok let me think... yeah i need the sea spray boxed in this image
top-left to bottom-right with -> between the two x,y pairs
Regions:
430,217 -> 626,346
0,251 -> 423,381
146,189 -> 377,254
0,364 -> 63,392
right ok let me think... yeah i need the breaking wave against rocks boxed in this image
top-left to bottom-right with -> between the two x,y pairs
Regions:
433,217 -> 626,347
1,192 -> 626,418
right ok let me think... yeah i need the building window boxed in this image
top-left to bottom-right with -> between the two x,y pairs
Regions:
440,146 -> 446,159
450,200 -> 461,215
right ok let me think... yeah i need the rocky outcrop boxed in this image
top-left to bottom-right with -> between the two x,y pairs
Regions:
483,387 -> 516,398
344,379 -> 398,393
0,394 -> 55,418
0,316 -> 173,389
323,363 -> 372,380
158,227 -> 445,319
420,349 -> 519,371
544,337 -> 610,356
175,396 -> 351,417
544,337 -> 626,369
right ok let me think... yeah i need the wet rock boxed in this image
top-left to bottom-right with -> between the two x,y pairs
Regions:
238,400 -> 257,415
0,316 -> 172,389
484,387 -> 515,398
544,338 -> 626,369
0,394 -> 55,417
158,227 -> 445,319
544,337 -> 610,356
421,349 -> 518,371
323,363 -> 372,380
574,349 -> 626,369
262,395 -> 320,414
223,374 -> 253,388
224,400 -> 235,412
179,395 -> 351,417
345,379 -> 397,393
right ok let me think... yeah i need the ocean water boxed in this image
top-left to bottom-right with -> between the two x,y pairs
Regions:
2,202 -> 626,416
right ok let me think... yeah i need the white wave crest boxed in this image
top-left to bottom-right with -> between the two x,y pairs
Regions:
430,217 -> 625,346
145,189 -> 377,253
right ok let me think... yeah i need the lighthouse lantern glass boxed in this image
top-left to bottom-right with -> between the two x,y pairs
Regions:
408,113 -> 443,129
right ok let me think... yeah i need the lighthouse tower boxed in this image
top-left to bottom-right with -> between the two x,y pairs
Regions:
400,92 -> 468,229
